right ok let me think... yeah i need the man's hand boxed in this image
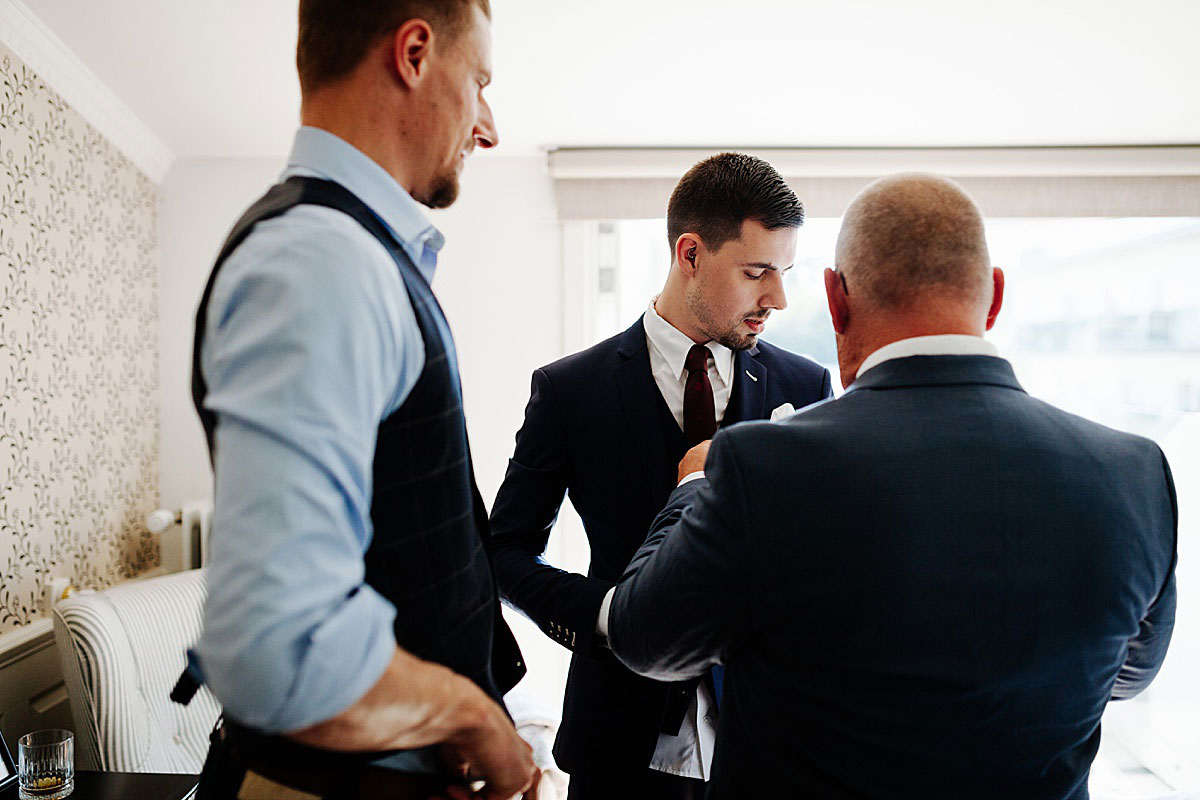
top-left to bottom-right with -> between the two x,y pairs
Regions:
440,694 -> 538,800
442,770 -> 541,800
678,439 -> 712,484
290,648 -> 536,798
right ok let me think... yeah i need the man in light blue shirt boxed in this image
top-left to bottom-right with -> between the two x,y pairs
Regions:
191,1 -> 537,798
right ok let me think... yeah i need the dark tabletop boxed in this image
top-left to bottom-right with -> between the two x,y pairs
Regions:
0,771 -> 197,800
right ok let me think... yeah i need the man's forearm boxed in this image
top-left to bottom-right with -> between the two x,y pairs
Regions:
289,645 -> 539,797
610,479 -> 724,680
288,646 -> 501,752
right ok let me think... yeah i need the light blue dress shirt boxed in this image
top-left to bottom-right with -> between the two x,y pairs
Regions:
196,127 -> 446,732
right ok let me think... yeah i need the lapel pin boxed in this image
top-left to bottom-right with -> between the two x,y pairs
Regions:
745,370 -> 758,382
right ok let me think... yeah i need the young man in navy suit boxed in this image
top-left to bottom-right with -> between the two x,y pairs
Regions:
490,153 -> 833,798
609,173 -> 1178,799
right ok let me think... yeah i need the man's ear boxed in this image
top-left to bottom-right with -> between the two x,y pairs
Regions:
985,266 -> 1005,331
390,19 -> 434,88
824,267 -> 849,335
674,234 -> 701,276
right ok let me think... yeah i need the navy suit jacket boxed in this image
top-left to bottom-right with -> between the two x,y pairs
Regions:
610,355 -> 1178,799
490,316 -> 832,777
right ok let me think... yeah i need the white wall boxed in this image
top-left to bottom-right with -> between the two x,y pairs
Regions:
429,156 -> 572,702
428,155 -> 564,500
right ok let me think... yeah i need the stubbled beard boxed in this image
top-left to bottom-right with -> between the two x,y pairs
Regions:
417,172 -> 460,210
714,326 -> 758,351
685,281 -> 762,351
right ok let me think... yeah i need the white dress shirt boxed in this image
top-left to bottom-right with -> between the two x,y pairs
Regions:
596,300 -> 727,780
856,334 -> 999,379
643,300 -> 736,430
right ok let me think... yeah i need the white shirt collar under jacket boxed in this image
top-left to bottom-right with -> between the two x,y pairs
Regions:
643,300 -> 735,389
857,334 -> 999,379
643,300 -> 737,430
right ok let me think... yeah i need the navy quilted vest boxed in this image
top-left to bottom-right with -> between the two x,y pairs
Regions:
191,177 -> 524,710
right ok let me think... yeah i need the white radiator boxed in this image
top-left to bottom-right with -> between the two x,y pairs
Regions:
147,501 -> 213,573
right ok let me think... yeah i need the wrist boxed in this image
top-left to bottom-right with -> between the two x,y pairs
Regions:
443,676 -> 499,745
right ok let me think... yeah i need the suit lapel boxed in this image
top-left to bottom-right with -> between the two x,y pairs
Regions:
725,347 -> 768,425
615,318 -> 671,493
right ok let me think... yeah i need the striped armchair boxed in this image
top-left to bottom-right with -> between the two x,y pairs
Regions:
51,569 -> 220,773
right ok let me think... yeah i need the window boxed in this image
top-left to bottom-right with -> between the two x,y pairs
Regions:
577,216 -> 1200,795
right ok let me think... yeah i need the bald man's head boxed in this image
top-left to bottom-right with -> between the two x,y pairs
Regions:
835,173 -> 991,313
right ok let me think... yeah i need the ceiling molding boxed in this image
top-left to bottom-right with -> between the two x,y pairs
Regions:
0,0 -> 174,183
548,146 -> 1200,181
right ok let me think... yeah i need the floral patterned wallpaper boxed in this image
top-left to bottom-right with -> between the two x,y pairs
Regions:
0,41 -> 159,633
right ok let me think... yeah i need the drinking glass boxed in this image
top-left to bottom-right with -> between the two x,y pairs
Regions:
17,729 -> 73,800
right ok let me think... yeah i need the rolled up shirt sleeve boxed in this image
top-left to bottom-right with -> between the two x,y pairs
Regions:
195,208 -> 424,732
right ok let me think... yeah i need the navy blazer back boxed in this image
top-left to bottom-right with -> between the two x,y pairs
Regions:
611,355 -> 1177,798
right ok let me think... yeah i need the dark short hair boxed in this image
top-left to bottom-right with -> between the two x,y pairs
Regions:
297,0 -> 491,94
666,153 -> 803,254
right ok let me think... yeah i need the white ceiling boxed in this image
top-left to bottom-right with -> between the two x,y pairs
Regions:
17,0 -> 1200,162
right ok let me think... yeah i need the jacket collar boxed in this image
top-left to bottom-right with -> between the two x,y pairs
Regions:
642,301 -> 736,390
616,315 -> 650,359
615,317 -> 669,494
857,334 -> 998,379
847,354 -> 1024,394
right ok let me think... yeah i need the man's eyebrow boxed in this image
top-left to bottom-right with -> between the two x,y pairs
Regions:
741,262 -> 795,272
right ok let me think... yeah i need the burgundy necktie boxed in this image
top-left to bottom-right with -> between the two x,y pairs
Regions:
683,343 -> 717,448
682,343 -> 727,713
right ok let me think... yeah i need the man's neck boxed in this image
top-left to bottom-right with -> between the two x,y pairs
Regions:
840,314 -> 986,386
653,282 -> 707,345
301,94 -> 417,195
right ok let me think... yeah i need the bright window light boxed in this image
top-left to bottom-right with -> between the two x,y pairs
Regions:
579,216 -> 1200,796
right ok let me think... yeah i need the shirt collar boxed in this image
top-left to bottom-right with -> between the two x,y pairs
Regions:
281,126 -> 445,282
857,334 -> 999,379
644,299 -> 736,386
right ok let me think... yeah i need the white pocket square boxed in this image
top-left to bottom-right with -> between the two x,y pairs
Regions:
770,402 -> 796,422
